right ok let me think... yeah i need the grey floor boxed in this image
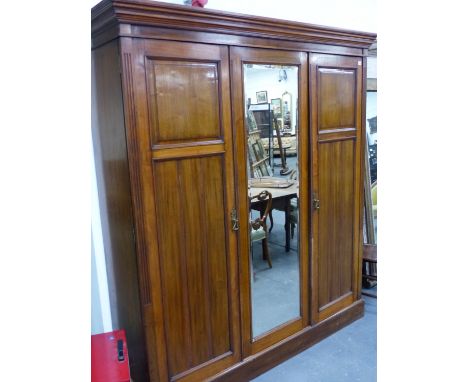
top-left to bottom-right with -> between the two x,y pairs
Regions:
250,209 -> 377,381
252,294 -> 376,382
251,208 -> 300,336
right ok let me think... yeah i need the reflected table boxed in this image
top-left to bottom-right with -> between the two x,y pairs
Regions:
250,181 -> 298,252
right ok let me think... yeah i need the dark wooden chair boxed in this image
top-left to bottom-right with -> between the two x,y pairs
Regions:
362,243 -> 377,298
249,190 -> 273,268
267,170 -> 298,250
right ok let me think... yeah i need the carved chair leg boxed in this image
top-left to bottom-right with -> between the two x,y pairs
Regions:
268,211 -> 274,232
262,238 -> 272,268
284,203 -> 291,252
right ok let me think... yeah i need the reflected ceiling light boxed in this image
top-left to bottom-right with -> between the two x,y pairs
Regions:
278,69 -> 287,82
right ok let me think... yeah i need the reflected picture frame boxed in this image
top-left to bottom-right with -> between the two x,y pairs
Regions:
256,90 -> 268,104
270,98 -> 282,118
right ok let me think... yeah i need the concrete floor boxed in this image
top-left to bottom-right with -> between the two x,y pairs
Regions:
252,295 -> 376,381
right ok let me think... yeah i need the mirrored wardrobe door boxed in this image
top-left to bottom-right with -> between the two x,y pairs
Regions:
230,47 -> 309,355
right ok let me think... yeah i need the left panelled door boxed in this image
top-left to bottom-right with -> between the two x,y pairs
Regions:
125,39 -> 240,382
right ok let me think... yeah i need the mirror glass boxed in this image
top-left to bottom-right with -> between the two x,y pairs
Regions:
244,64 -> 301,338
366,90 -> 377,241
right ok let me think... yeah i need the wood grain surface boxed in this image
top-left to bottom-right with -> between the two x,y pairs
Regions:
310,53 -> 364,321
92,2 -> 375,379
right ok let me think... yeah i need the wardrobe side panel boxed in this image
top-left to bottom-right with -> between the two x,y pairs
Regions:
91,40 -> 148,382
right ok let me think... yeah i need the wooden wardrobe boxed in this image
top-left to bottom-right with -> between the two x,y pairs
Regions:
91,1 -> 376,380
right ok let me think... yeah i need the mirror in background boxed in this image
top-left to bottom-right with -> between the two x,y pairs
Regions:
244,64 -> 301,338
281,91 -> 293,134
366,91 -> 377,241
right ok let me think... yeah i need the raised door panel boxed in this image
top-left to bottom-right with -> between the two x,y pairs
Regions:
146,60 -> 222,145
317,140 -> 355,307
310,54 -> 363,321
318,68 -> 356,131
153,157 -> 231,376
125,39 -> 240,381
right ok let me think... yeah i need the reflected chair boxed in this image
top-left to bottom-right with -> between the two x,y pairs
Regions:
250,190 -> 273,268
289,198 -> 298,239
268,169 -> 299,247
287,170 -> 298,241
371,181 -> 377,218
362,243 -> 377,298
362,182 -> 377,298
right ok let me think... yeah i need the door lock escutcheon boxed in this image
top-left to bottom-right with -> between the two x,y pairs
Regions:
231,208 -> 239,231
313,198 -> 320,210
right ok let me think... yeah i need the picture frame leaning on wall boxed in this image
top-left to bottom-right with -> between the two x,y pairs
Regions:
256,90 -> 268,104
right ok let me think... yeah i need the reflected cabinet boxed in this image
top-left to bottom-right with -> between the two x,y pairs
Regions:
92,1 -> 376,381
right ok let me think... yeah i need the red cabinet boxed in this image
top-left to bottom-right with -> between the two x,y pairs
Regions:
91,330 -> 130,382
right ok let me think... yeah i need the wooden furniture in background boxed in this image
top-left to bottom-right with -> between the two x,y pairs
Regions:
363,133 -> 377,291
249,190 -> 273,268
248,133 -> 273,177
362,244 -> 377,298
92,1 -> 376,380
363,132 -> 376,245
250,181 -> 298,252
273,115 -> 292,175
247,110 -> 274,177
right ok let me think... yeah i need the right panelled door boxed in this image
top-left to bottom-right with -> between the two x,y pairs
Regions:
310,54 -> 364,322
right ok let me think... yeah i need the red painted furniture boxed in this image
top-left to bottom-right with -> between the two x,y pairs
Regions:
91,330 -> 130,382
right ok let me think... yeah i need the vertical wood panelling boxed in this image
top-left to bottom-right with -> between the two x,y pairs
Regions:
311,54 -> 363,320
122,51 -> 152,306
154,160 -> 192,376
204,157 -> 231,357
154,156 -> 231,377
181,158 -> 214,365
92,39 -> 149,382
178,158 -> 210,367
317,140 -> 354,308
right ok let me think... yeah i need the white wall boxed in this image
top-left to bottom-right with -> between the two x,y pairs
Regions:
91,0 -> 377,32
91,128 -> 113,334
367,57 -> 377,79
91,0 -> 377,334
245,66 -> 298,134
124,0 -> 377,32
214,0 -> 376,32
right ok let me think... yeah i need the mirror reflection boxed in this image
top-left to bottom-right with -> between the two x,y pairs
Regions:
244,64 -> 300,338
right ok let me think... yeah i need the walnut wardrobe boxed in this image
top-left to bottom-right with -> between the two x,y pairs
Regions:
91,1 -> 376,381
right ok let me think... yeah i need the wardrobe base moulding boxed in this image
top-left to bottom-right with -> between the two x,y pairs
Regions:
210,300 -> 364,382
